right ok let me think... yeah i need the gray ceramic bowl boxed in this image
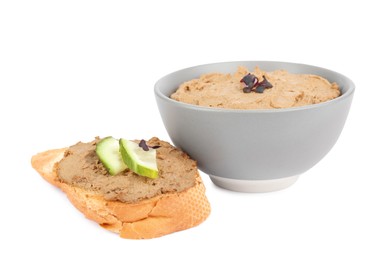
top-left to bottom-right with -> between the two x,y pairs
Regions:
154,61 -> 354,192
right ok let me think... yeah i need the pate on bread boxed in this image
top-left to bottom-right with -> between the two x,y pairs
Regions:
31,137 -> 211,239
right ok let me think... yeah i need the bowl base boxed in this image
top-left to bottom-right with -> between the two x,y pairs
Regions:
209,175 -> 299,193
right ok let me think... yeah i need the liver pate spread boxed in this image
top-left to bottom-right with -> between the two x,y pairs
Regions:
170,66 -> 341,109
56,137 -> 197,203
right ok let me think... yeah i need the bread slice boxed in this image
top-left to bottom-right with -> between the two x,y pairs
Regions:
31,147 -> 211,239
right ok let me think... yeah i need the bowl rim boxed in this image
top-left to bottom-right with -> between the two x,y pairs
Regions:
154,60 -> 355,113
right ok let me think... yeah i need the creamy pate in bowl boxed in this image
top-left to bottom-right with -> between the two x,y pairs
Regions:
171,66 -> 340,110
155,61 -> 354,192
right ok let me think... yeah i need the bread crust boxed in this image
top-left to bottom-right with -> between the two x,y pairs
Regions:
31,148 -> 211,239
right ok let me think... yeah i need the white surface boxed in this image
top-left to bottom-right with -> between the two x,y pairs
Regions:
1,1 -> 383,259
209,175 -> 300,192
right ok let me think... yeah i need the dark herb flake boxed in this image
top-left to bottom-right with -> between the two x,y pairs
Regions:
240,73 -> 257,88
258,75 -> 273,89
255,86 -> 265,93
139,139 -> 161,151
240,73 -> 273,94
243,87 -> 252,93
139,139 -> 149,151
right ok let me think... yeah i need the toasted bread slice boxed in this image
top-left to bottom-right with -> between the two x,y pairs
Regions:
31,147 -> 211,239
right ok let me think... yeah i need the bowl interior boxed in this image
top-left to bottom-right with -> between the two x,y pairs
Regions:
155,61 -> 355,109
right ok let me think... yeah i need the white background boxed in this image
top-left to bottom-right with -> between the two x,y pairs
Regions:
1,0 -> 383,259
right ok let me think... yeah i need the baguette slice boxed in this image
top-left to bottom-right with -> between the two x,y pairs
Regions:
31,147 -> 211,239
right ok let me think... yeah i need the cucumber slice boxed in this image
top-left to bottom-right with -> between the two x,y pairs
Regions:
119,138 -> 158,179
96,136 -> 127,175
